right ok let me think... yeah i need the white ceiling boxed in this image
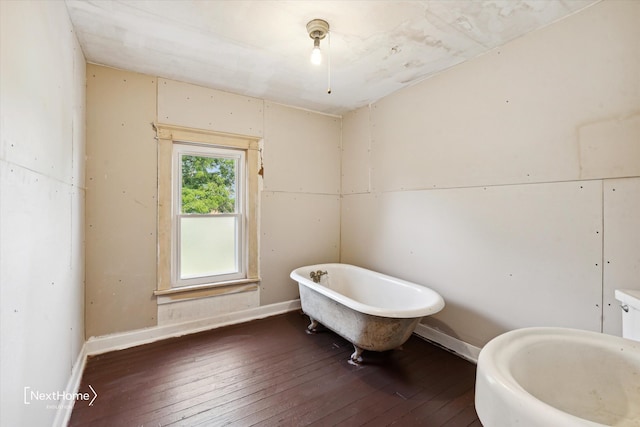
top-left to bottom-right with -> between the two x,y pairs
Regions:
65,0 -> 599,115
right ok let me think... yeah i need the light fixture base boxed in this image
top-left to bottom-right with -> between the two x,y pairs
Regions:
306,19 -> 329,40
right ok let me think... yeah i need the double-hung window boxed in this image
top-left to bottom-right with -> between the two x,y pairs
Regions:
173,144 -> 245,287
155,124 -> 260,296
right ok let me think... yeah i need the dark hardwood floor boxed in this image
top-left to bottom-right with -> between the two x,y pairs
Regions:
69,311 -> 480,426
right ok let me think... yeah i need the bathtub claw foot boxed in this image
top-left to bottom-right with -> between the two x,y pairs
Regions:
306,318 -> 319,335
349,345 -> 364,365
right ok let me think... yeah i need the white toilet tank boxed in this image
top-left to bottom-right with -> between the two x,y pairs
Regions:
615,289 -> 640,342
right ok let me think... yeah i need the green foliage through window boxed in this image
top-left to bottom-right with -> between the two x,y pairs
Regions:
181,155 -> 236,214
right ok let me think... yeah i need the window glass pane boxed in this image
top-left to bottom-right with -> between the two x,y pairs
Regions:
181,155 -> 237,214
180,216 -> 237,279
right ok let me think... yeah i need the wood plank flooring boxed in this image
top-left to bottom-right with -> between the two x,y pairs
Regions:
69,311 -> 480,426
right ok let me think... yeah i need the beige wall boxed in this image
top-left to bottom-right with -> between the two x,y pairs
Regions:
341,0 -> 640,347
261,102 -> 341,304
85,65 -> 158,338
0,1 -> 86,425
85,70 -> 341,335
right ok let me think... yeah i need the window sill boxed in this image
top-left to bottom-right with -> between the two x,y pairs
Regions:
155,277 -> 260,305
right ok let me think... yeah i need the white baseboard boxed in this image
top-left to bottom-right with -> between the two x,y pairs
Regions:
52,343 -> 88,427
85,299 -> 302,356
414,324 -> 481,364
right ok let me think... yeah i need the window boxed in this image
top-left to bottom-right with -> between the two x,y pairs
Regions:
155,124 -> 260,296
173,144 -> 245,287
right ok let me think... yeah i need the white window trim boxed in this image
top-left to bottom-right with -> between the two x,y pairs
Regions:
154,123 -> 260,297
172,143 -> 246,287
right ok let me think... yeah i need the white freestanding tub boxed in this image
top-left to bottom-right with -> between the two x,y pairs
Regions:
476,327 -> 640,426
290,263 -> 445,363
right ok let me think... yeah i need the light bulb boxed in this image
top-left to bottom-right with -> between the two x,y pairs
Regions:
310,37 -> 322,65
310,46 -> 322,65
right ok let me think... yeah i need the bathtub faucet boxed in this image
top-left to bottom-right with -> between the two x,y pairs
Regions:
310,270 -> 328,283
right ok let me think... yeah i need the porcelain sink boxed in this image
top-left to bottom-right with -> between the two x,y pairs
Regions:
475,327 -> 640,426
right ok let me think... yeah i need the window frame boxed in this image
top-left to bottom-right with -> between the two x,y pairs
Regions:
154,123 -> 260,297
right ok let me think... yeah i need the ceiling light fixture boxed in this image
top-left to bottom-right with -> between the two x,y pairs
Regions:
306,19 -> 329,65
306,18 -> 332,94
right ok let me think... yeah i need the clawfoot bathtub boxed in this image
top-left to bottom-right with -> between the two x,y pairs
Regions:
290,263 -> 445,364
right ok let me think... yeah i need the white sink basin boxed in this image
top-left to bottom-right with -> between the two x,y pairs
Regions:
475,327 -> 640,426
